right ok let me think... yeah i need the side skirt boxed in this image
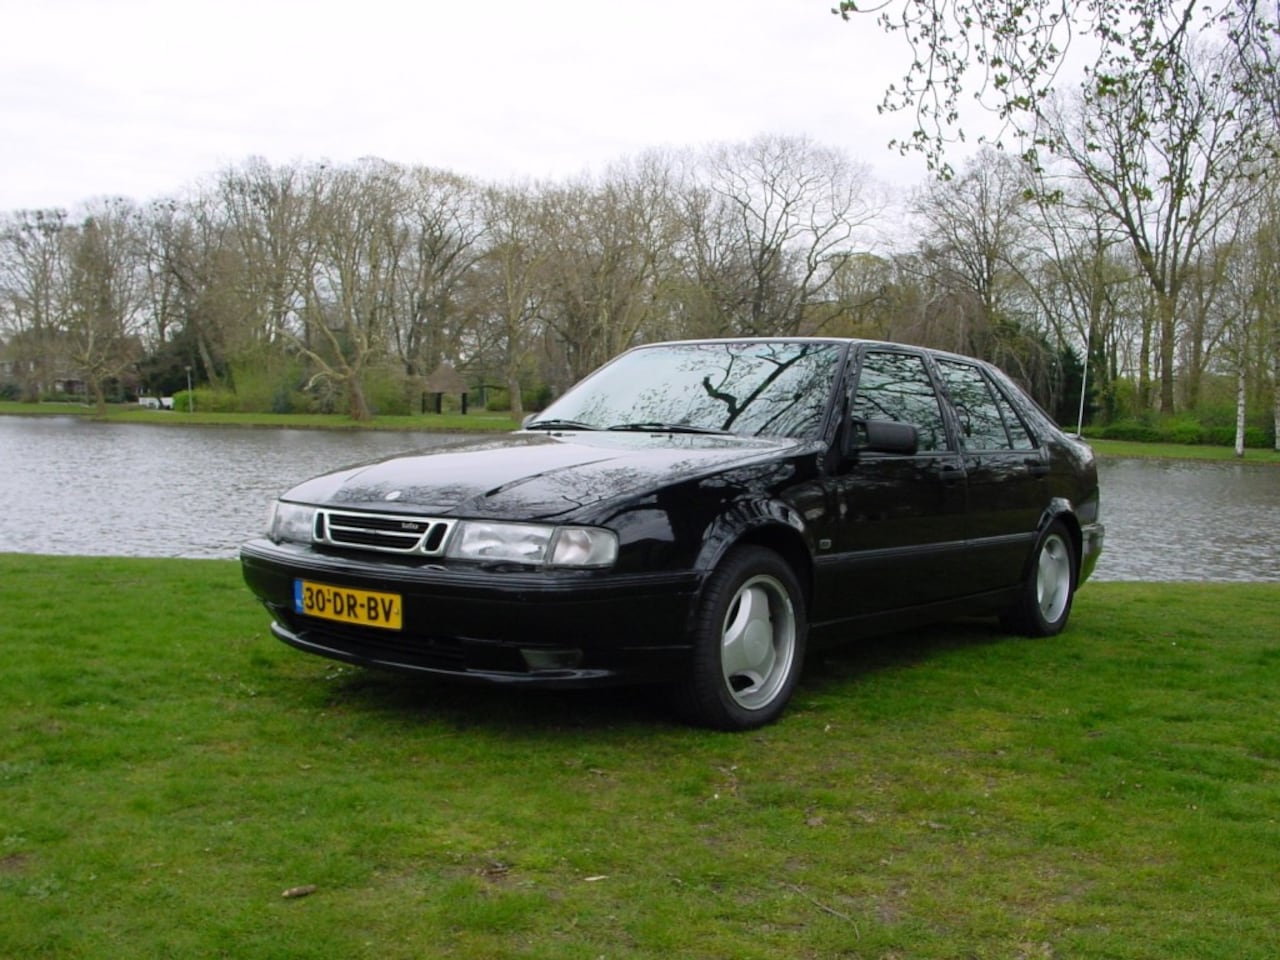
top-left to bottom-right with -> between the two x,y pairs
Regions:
807,586 -> 1022,649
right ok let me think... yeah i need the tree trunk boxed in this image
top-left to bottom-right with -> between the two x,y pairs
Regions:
1158,292 -> 1176,415
507,375 -> 524,420
1273,341 -> 1279,453
1138,308 -> 1153,412
1235,361 -> 1247,458
347,376 -> 371,421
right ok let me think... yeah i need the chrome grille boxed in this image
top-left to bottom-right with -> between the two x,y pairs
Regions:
316,509 -> 454,555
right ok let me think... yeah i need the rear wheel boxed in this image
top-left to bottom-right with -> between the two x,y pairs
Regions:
1004,520 -> 1076,637
673,546 -> 806,731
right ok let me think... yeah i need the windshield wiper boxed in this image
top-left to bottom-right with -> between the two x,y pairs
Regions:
524,418 -> 600,431
606,421 -> 729,435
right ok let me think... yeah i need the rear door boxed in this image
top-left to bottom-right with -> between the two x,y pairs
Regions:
933,357 -> 1046,592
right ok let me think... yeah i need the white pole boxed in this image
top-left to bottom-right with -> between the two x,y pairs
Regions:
1076,330 -> 1091,437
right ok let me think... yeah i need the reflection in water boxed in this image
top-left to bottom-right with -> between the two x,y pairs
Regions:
0,417 -> 461,559
1093,458 -> 1279,582
1,417 -> 1277,581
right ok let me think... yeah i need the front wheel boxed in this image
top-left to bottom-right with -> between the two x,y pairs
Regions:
1004,520 -> 1076,637
673,546 -> 807,731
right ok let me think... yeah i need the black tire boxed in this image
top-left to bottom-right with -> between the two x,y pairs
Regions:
1004,520 -> 1076,637
672,546 -> 807,731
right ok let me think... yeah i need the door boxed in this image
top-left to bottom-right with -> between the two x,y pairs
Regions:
933,357 -> 1047,592
817,349 -> 968,623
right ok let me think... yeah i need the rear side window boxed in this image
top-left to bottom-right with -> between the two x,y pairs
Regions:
935,359 -> 1035,451
850,351 -> 951,452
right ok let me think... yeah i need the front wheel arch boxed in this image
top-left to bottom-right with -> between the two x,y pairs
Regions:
693,518 -> 815,616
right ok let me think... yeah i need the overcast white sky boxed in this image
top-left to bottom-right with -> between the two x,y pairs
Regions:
1,0 -> 958,211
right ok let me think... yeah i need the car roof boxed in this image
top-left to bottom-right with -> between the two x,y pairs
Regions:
634,337 -> 990,365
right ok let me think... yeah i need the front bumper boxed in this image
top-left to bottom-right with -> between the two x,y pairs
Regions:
240,539 -> 702,686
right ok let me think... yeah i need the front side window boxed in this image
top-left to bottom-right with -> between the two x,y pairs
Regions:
935,359 -> 1035,451
850,351 -> 950,452
530,341 -> 843,439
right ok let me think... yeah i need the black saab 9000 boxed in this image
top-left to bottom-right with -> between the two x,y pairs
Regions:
241,338 -> 1104,730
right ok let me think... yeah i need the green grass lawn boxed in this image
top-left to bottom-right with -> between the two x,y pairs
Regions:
3,556 -> 1278,957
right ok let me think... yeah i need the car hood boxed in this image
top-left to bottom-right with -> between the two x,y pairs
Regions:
281,431 -> 811,521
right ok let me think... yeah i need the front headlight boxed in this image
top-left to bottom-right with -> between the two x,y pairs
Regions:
550,526 -> 618,566
268,501 -> 317,544
447,521 -> 617,568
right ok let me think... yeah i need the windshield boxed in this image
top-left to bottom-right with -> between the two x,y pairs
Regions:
529,341 -> 844,439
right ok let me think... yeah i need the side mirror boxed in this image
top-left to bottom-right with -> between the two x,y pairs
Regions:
865,419 -> 919,455
844,417 -> 919,459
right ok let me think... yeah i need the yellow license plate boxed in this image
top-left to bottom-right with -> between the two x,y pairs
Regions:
293,579 -> 402,630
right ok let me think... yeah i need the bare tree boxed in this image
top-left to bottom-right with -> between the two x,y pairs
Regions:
474,182 -> 552,418
1230,179 -> 1280,451
298,160 -> 410,420
907,148 -> 1086,410
145,189 -> 250,393
1041,41 -> 1271,413
61,199 -> 146,414
691,135 -> 881,337
0,209 -> 68,401
818,250 -> 921,340
1023,191 -> 1136,424
391,167 -> 485,387
542,153 -> 683,380
910,149 -> 1033,349
218,158 -> 321,358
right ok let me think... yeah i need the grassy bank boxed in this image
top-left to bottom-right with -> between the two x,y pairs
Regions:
5,401 -> 1278,461
0,401 -> 517,433
2,555 -> 1277,958
1087,437 -> 1280,464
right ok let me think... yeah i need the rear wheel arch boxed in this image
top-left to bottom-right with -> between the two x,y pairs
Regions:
1004,517 -> 1077,637
1041,504 -> 1084,583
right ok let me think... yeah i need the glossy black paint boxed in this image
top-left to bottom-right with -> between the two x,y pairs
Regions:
240,338 -> 1105,689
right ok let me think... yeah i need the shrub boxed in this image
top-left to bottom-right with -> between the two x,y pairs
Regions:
483,387 -> 510,412
1165,418 -> 1204,445
1099,419 -> 1162,443
268,386 -> 311,414
362,368 -> 412,417
1094,415 -> 1274,449
172,387 -> 238,413
1203,426 -> 1273,449
230,362 -> 302,413
525,383 -> 553,411
480,384 -> 551,413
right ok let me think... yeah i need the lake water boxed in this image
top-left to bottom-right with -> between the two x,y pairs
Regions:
1,416 -> 1277,581
0,417 -> 463,560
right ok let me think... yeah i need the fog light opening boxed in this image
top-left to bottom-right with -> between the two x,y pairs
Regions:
520,648 -> 584,672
